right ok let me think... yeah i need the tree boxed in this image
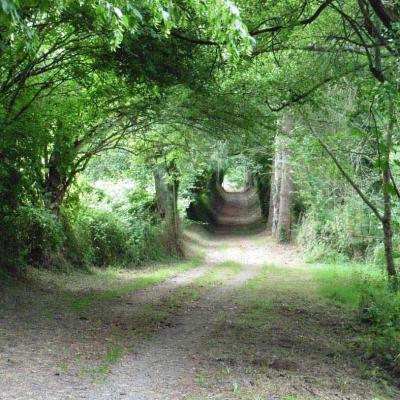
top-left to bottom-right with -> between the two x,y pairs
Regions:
296,80 -> 400,287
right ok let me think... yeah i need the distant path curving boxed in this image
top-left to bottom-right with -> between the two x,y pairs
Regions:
208,187 -> 264,233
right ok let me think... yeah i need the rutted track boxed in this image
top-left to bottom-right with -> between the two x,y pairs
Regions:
85,231 -> 270,399
1,229 -> 399,399
208,187 -> 264,234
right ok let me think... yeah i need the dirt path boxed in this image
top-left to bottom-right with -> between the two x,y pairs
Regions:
0,228 -> 399,400
85,230 -> 276,400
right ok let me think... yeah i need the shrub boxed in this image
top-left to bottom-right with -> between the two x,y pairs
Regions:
315,263 -> 400,376
0,185 -> 173,273
126,219 -> 168,262
359,286 -> 400,375
297,201 -> 379,262
77,208 -> 131,267
127,189 -> 159,223
70,206 -> 169,268
1,205 -> 64,268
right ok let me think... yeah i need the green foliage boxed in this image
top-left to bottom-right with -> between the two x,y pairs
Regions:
78,208 -> 130,267
1,206 -> 64,269
127,188 -> 159,222
297,203 -> 379,263
360,287 -> 400,374
315,262 -> 400,375
223,163 -> 248,191
68,203 -> 168,268
15,205 -> 64,254
0,0 -> 256,275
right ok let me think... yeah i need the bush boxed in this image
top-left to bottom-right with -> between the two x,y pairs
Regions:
70,206 -> 169,268
127,189 -> 159,223
315,263 -> 400,376
1,205 -> 64,269
77,208 -> 131,267
359,286 -> 400,375
297,201 -> 379,262
129,220 -> 171,262
0,185 -> 172,274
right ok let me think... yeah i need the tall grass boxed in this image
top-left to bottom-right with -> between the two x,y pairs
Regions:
314,262 -> 384,307
313,262 -> 400,375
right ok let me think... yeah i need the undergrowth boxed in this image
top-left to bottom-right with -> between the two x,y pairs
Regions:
314,262 -> 400,376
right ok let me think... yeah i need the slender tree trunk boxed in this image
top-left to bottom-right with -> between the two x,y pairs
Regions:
153,166 -> 168,218
164,173 -> 181,255
277,144 -> 293,243
276,114 -> 294,243
267,156 -> 275,230
217,168 -> 224,187
308,106 -> 398,286
271,144 -> 282,237
381,98 -> 398,288
382,212 -> 397,285
154,161 -> 182,255
245,170 -> 254,189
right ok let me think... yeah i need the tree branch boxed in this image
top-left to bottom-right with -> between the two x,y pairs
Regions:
251,0 -> 334,36
306,121 -> 383,221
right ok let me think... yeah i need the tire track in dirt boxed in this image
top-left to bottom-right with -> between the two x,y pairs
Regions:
84,231 -> 282,400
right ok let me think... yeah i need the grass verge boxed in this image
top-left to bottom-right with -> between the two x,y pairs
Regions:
312,261 -> 400,377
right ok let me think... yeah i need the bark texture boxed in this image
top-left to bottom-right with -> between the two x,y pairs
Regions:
276,114 -> 294,242
381,98 -> 398,288
266,157 -> 275,230
269,114 -> 294,242
153,162 -> 182,255
154,166 -> 168,218
45,164 -> 68,215
271,145 -> 282,237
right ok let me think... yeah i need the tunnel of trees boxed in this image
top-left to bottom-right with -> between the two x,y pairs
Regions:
1,0 -> 400,395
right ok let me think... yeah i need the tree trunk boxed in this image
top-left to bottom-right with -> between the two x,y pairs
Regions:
277,144 -> 293,243
154,161 -> 182,255
381,97 -> 398,288
153,166 -> 168,218
209,170 -> 224,189
382,215 -> 397,287
276,114 -> 294,243
165,173 -> 181,255
266,156 -> 275,230
44,160 -> 67,216
271,144 -> 282,237
309,99 -> 398,285
245,170 -> 254,189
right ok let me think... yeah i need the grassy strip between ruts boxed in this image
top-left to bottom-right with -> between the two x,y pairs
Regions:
196,260 -> 242,287
81,285 -> 202,379
69,256 -> 203,312
80,260 -> 244,379
191,264 -> 276,398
